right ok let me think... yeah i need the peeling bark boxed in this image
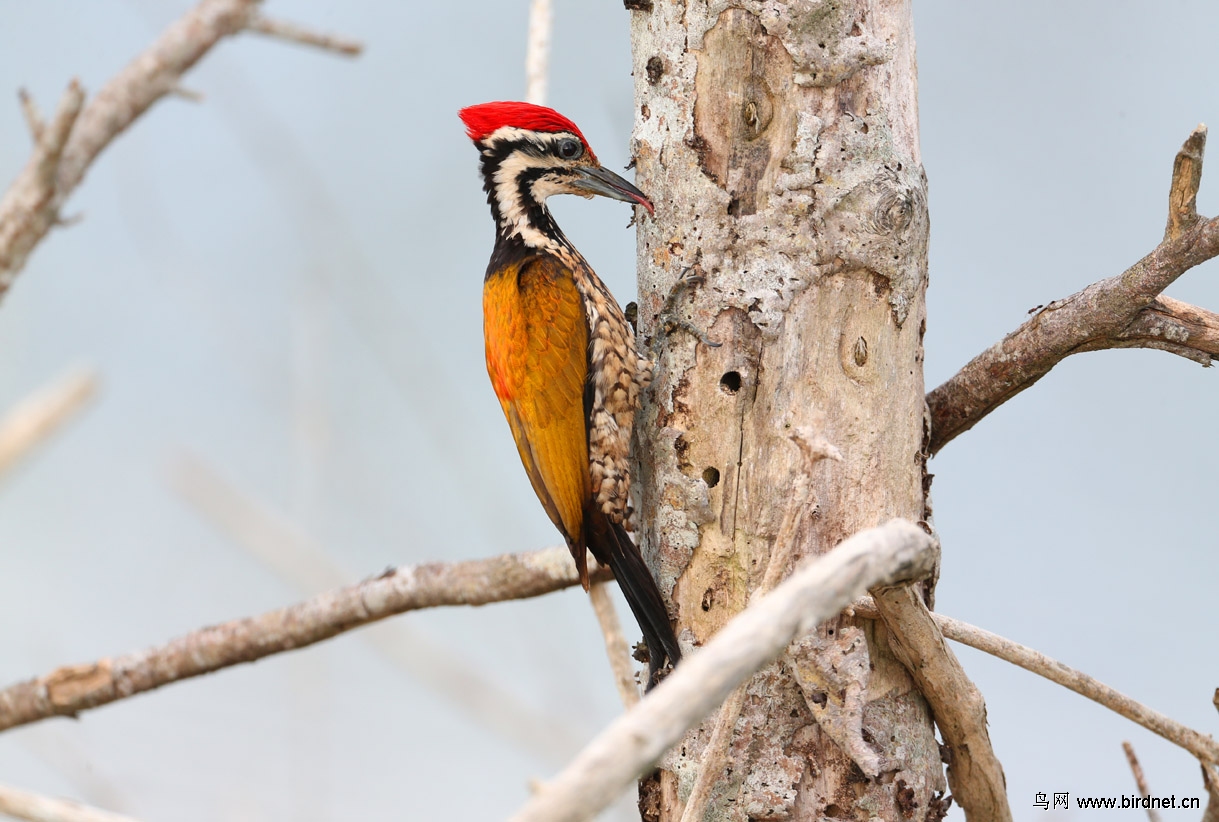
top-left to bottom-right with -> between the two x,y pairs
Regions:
630,1 -> 942,818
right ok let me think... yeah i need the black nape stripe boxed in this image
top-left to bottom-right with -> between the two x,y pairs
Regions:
477,136 -> 574,257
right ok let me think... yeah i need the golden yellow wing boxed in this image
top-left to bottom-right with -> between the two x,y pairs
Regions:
484,256 -> 589,546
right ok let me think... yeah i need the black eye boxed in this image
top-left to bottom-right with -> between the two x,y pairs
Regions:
557,138 -> 583,160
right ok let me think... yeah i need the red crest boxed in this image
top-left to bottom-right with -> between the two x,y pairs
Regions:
459,101 -> 597,162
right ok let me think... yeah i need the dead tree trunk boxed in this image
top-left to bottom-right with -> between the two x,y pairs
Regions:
629,1 -> 946,818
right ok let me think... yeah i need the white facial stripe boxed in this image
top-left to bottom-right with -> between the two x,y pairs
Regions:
482,127 -> 580,250
492,151 -> 560,249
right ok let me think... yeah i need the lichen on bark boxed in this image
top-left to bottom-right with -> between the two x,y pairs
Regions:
629,1 -> 942,819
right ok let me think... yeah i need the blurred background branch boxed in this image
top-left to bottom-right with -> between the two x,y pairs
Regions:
0,783 -> 138,822
166,451 -> 590,766
0,368 -> 96,483
0,0 -> 360,300
0,537 -> 610,735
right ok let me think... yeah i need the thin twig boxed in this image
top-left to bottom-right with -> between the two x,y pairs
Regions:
927,125 -> 1216,455
851,599 -> 1219,767
588,583 -> 640,709
32,82 -> 85,192
244,14 -> 364,57
1121,741 -> 1163,822
167,85 -> 204,103
509,520 -> 937,822
939,613 -> 1219,766
167,453 -> 590,764
17,89 -> 45,142
0,81 -> 85,294
525,0 -> 553,105
0,0 -> 360,299
0,368 -> 98,481
0,545 -> 611,734
0,784 -> 138,822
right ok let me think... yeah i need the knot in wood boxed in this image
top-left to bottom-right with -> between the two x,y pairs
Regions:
741,83 -> 773,139
872,185 -> 914,235
852,336 -> 868,366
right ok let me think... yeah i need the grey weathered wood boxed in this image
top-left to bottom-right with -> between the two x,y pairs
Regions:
628,1 -> 947,818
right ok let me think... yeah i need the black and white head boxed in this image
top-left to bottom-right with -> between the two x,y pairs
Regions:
460,101 -> 653,249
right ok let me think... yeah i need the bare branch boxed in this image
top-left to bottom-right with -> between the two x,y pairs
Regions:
927,125 -> 1217,456
0,368 -> 98,482
0,0 -> 360,300
244,14 -> 364,57
0,784 -> 138,822
588,582 -> 640,709
168,453 -> 590,764
0,81 -> 85,294
1202,761 -> 1219,822
1121,741 -> 1163,822
1166,125 -> 1206,241
939,613 -> 1219,766
525,0 -> 553,105
509,520 -> 938,822
0,545 -> 610,734
17,89 -> 45,142
872,586 -> 1011,822
853,599 -> 1219,767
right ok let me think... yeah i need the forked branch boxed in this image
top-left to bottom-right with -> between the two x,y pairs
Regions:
928,125 -> 1217,455
0,0 -> 361,300
244,14 -> 363,56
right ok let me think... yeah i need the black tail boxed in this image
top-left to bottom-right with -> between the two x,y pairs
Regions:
587,511 -> 682,687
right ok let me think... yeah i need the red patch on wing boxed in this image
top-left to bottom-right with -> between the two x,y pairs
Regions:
459,101 -> 597,162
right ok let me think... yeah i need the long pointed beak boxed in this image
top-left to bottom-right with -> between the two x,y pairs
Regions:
570,165 -> 654,215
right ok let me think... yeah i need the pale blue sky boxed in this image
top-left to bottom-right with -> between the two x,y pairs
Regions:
0,2 -> 1216,819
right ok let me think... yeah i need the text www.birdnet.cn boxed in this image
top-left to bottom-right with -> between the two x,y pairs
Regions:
1034,791 -> 1202,811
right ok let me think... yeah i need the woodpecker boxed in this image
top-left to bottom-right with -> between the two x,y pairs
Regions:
460,101 -> 681,683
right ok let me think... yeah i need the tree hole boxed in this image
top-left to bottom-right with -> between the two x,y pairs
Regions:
719,371 -> 741,393
702,467 -> 720,487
